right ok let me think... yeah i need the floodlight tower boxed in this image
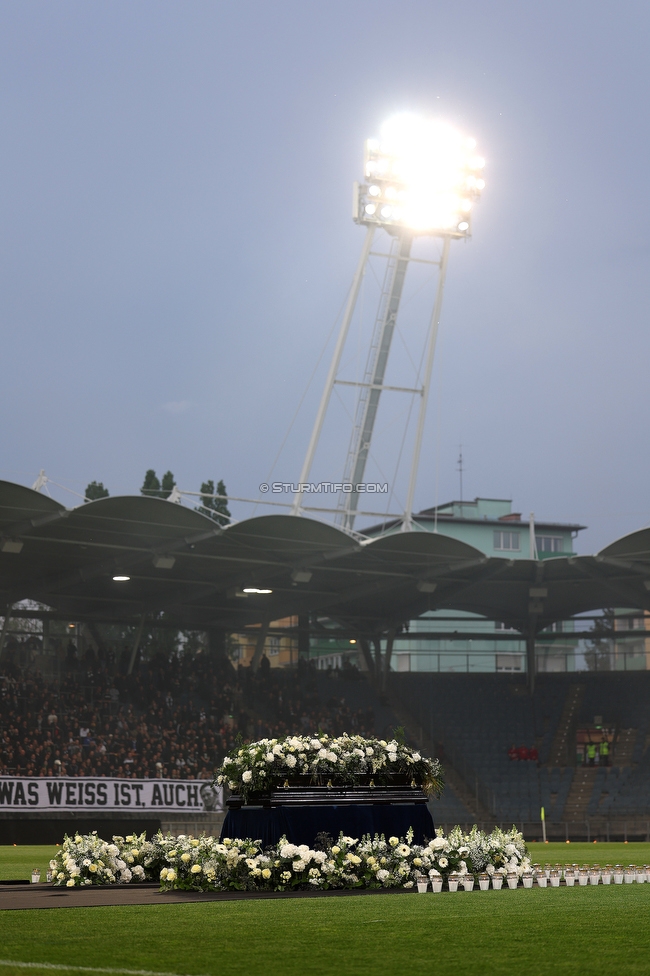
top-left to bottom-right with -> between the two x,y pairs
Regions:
291,114 -> 485,531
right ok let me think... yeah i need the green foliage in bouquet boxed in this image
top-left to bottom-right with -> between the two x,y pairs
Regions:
215,733 -> 444,802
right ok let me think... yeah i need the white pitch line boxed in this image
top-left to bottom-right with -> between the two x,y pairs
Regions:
0,962 -> 211,976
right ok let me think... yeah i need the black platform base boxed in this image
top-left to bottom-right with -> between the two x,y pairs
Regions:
221,803 -> 434,847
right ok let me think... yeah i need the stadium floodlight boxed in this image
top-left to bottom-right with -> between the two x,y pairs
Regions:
243,587 -> 273,594
293,111 -> 485,532
354,114 -> 485,237
112,575 -> 130,581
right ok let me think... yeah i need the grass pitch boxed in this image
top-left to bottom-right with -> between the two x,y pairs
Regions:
1,842 -> 650,976
0,886 -> 650,976
0,845 -> 61,881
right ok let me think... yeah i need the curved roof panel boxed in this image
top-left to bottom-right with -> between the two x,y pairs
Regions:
598,527 -> 650,562
1,480 -> 650,634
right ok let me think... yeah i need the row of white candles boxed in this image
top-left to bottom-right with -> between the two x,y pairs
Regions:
417,865 -> 650,893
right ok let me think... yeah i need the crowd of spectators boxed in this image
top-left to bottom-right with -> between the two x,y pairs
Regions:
0,644 -> 376,779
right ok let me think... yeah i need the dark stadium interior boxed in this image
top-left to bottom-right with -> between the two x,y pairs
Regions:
2,635 -> 649,836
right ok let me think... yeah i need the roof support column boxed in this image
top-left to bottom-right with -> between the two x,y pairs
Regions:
127,614 -> 146,675
526,624 -> 536,695
251,620 -> 270,672
382,627 -> 397,692
357,636 -> 375,677
0,604 -> 13,664
298,615 -> 310,662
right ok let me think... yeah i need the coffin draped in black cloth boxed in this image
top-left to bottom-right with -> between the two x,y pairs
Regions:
220,804 -> 434,847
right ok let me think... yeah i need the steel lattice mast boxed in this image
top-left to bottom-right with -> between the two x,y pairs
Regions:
292,114 -> 484,530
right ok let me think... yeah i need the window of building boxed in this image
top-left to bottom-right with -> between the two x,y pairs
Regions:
496,654 -> 522,672
536,536 -> 563,553
494,530 -> 520,551
268,636 -> 280,656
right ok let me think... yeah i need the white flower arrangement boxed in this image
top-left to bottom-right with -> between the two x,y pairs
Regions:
48,825 -> 528,891
215,733 -> 444,803
50,832 -> 122,887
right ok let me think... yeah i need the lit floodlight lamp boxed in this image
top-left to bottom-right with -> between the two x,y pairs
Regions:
353,113 -> 484,237
112,575 -> 130,581
242,587 -> 273,594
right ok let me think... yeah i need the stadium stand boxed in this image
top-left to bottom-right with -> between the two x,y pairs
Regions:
1,646 -> 649,828
0,657 -> 381,779
386,672 -> 650,824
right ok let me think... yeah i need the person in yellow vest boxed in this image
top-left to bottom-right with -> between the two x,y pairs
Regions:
600,737 -> 609,767
587,742 -> 597,766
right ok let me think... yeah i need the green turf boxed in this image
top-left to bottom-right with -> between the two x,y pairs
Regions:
529,842 -> 650,865
1,886 -> 650,976
0,845 -> 61,881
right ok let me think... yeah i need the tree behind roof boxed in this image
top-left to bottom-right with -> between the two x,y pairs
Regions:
141,469 -> 175,499
85,481 -> 109,501
198,478 -> 231,526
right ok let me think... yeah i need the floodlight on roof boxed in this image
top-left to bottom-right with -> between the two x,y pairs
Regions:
242,587 -> 273,594
354,113 -> 484,237
291,569 -> 312,584
153,555 -> 176,570
112,575 -> 130,581
416,580 -> 437,593
1,539 -> 23,554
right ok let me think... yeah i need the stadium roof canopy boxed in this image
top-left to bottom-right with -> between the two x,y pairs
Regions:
1,480 -> 650,637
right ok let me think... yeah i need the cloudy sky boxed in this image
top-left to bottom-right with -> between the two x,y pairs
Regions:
1,0 -> 648,553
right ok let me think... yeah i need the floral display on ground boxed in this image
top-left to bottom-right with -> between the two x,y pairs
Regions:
49,825 -> 530,891
215,733 -> 444,801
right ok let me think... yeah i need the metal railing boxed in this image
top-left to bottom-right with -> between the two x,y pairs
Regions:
391,649 -> 649,673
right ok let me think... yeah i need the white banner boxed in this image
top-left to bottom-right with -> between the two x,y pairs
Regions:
0,777 -> 223,813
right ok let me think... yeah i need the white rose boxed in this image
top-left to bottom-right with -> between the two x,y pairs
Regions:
285,755 -> 297,768
318,748 -> 328,759
242,771 -> 253,783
